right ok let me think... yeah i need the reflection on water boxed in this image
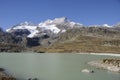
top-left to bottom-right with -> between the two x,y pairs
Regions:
0,53 -> 120,80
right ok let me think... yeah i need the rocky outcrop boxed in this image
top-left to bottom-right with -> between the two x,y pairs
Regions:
102,59 -> 120,67
10,29 -> 30,37
0,68 -> 16,80
88,59 -> 120,73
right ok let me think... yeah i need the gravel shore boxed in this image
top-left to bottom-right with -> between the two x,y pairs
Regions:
88,60 -> 120,73
0,70 -> 16,80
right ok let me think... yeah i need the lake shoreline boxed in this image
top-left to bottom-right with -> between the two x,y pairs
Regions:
1,52 -> 120,57
78,53 -> 120,73
90,53 -> 120,56
75,53 -> 120,57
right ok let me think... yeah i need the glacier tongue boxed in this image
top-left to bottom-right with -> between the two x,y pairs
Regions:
27,30 -> 39,38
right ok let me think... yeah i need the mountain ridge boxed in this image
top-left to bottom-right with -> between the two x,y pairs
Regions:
0,17 -> 120,53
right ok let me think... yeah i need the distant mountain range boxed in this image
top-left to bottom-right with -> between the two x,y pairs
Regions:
0,17 -> 120,53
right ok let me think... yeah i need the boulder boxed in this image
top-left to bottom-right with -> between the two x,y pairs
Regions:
81,69 -> 94,73
0,68 -> 5,72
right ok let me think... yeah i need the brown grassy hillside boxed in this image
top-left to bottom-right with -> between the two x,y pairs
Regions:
34,27 -> 120,53
33,35 -> 120,53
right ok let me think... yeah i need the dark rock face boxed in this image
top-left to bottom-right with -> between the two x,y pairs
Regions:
26,37 -> 40,47
41,34 -> 50,39
10,29 -> 31,37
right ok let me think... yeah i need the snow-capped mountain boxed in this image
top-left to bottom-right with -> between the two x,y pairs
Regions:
102,24 -> 112,27
6,17 -> 83,38
6,21 -> 39,37
7,17 -> 119,38
88,24 -> 112,28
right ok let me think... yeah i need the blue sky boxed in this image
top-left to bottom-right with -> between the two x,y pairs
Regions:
0,0 -> 120,30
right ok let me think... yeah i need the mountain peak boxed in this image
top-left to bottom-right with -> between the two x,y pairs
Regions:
53,17 -> 68,23
102,24 -> 111,27
19,21 -> 35,26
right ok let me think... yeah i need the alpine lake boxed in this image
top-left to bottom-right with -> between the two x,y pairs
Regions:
0,53 -> 120,80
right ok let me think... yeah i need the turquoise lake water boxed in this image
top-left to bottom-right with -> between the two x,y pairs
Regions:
0,53 -> 120,80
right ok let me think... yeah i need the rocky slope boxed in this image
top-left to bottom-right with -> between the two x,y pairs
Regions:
0,29 -> 25,52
